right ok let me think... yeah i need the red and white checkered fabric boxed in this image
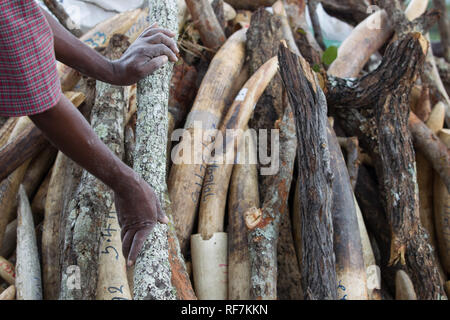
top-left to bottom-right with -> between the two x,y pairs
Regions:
0,0 -> 61,117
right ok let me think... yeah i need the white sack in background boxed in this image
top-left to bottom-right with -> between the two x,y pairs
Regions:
81,0 -> 144,13
305,3 -> 354,43
58,0 -> 143,32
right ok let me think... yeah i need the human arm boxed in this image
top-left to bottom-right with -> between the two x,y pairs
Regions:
29,95 -> 169,266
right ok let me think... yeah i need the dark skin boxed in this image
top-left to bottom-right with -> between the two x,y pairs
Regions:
29,10 -> 179,266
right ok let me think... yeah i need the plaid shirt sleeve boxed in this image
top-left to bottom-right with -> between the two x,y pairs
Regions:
0,0 -> 62,117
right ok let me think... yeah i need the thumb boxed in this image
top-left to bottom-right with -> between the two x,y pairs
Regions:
155,198 -> 169,224
141,55 -> 168,76
127,227 -> 153,267
159,214 -> 169,224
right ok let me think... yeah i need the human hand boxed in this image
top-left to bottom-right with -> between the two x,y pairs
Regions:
114,175 -> 169,266
111,22 -> 179,85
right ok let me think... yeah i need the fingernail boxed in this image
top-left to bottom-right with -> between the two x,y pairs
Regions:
127,260 -> 134,267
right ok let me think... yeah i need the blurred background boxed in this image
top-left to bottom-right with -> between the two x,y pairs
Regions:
37,0 -> 450,47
